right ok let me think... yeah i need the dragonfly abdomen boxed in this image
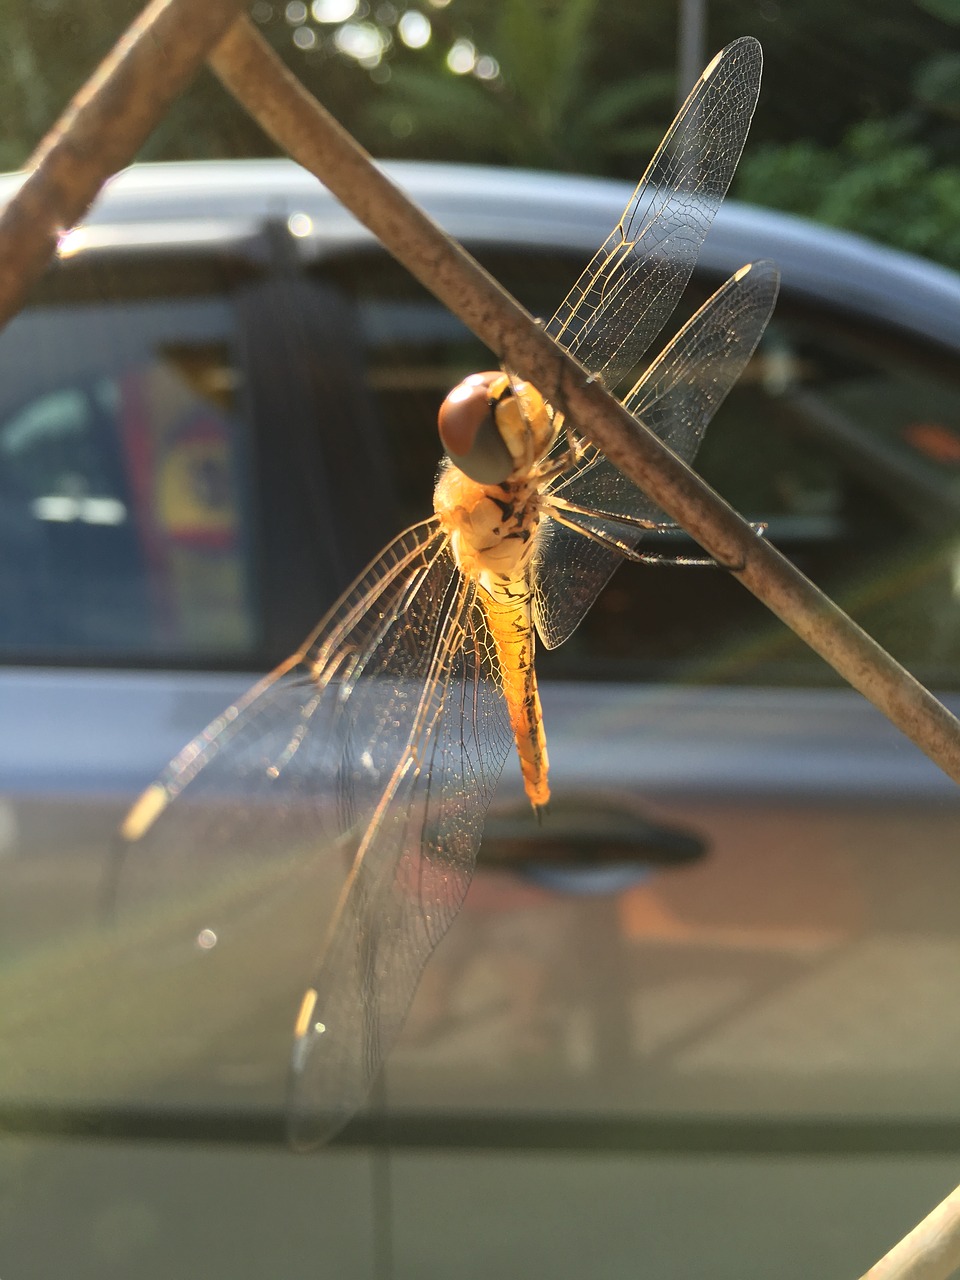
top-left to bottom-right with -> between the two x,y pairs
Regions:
435,462 -> 550,811
481,589 -> 550,813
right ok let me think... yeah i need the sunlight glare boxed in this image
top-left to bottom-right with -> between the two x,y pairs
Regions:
398,9 -> 431,48
446,37 -> 476,74
311,0 -> 358,19
335,20 -> 387,63
294,988 -> 319,1038
57,228 -> 89,259
287,212 -> 314,237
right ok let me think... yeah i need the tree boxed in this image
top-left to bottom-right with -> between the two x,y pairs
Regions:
736,120 -> 960,268
357,0 -> 675,173
731,0 -> 960,267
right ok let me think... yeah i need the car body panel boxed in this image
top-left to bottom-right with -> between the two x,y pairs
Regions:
3,667 -> 959,801
2,159 -> 960,1278
9,157 -> 955,345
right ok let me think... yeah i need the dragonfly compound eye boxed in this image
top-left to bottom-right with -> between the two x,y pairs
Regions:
438,372 -> 515,485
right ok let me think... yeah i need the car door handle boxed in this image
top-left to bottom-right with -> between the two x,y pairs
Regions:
479,791 -> 708,893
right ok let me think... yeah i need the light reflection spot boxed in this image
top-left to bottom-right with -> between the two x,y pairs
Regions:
57,227 -> 89,259
398,9 -> 430,47
312,0 -> 358,20
288,212 -> 313,238
295,988 -> 319,1038
196,928 -> 218,950
447,38 -> 476,74
335,20 -> 387,63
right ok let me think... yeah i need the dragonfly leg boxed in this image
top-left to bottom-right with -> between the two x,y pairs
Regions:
561,414 -> 588,462
548,494 -> 659,529
548,496 -> 767,542
548,508 -> 766,569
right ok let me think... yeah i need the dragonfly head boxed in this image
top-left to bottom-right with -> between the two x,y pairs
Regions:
438,370 -> 557,485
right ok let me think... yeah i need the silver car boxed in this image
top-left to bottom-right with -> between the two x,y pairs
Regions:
2,159 -> 960,1279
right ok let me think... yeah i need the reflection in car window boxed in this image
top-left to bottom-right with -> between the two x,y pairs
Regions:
324,250 -> 960,690
0,298 -> 258,662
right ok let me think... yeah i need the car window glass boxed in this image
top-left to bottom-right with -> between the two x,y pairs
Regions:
0,296 -> 259,662
323,250 -> 960,691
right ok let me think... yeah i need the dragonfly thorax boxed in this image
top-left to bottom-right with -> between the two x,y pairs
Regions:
434,457 -> 544,595
435,369 -> 559,596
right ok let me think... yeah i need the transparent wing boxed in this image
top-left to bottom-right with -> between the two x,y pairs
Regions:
546,35 -> 762,394
286,583 -> 511,1148
117,517 -> 513,1146
533,260 -> 780,649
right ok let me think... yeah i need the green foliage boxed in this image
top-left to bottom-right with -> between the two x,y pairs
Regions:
2,0 -> 958,278
913,0 -> 960,24
914,52 -> 960,118
0,0 -> 272,168
736,119 -> 960,269
360,0 -> 674,172
0,0 -> 139,167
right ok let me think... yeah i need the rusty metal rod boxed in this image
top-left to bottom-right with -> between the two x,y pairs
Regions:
0,0 -> 251,330
860,1182 -> 960,1280
209,17 -> 960,785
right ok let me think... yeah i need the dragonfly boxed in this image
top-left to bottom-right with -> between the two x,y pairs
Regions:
120,35 -> 779,1148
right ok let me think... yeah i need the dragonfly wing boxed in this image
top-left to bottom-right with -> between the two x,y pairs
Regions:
287,589 -> 512,1148
533,260 -> 780,649
117,518 -> 512,1145
546,36 -> 762,396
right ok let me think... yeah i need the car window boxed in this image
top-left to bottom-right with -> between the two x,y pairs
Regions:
0,295 -> 259,662
322,249 -> 960,691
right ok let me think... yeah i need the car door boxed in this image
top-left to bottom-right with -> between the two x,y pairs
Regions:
0,246 -> 396,1277
3,222 -> 960,1280
308,244 -> 960,1279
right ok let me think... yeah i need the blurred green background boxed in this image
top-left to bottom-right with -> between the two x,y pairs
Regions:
5,0 -> 960,266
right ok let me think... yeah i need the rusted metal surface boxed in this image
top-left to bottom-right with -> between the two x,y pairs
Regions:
210,17 -> 960,786
0,0 -> 250,330
860,1181 -> 960,1280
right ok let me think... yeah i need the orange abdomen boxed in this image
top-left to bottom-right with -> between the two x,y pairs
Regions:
482,594 -> 550,812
